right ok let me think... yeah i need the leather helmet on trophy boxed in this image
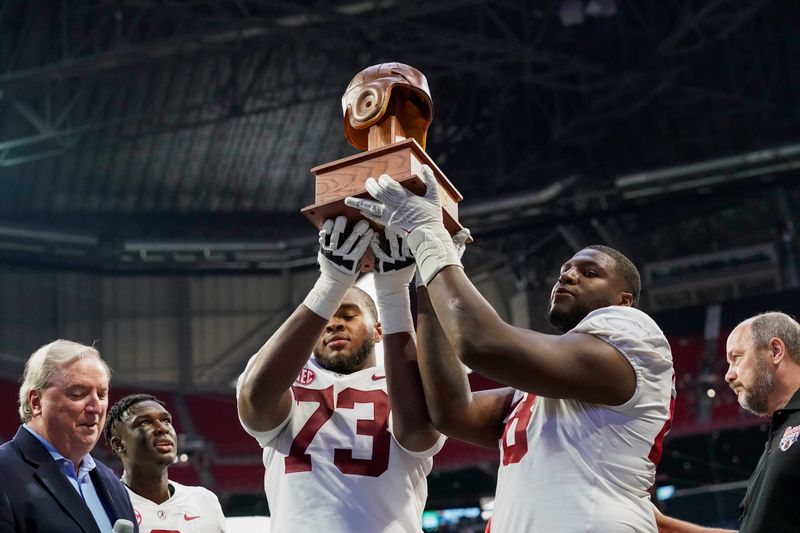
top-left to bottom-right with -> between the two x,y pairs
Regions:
302,63 -> 466,243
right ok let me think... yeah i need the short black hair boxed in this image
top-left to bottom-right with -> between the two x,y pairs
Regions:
104,393 -> 163,442
349,285 -> 378,323
585,245 -> 641,306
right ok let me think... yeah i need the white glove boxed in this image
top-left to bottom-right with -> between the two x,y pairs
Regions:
452,228 -> 471,258
371,229 -> 415,275
345,165 -> 442,234
345,165 -> 462,285
303,216 -> 374,320
371,229 -> 416,334
415,227 -> 471,288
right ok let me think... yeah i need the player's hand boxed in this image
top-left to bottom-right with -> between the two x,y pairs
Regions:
371,228 -> 416,335
370,228 -> 415,275
304,216 -> 373,320
345,166 -> 462,286
318,216 -> 373,279
344,165 -> 443,235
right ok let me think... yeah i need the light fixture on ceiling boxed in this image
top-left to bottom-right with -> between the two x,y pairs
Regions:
559,0 -> 617,26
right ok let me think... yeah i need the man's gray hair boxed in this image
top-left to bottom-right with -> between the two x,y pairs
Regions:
747,312 -> 800,365
18,340 -> 110,422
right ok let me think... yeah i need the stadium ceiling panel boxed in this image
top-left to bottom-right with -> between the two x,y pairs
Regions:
0,0 -> 798,279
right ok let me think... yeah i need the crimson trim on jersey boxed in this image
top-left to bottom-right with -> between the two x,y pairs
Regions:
648,393 -> 675,466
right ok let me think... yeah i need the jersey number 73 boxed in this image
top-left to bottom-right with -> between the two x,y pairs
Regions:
285,385 -> 390,477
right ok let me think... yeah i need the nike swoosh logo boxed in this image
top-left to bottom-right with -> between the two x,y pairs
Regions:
184,514 -> 200,521
372,374 -> 386,380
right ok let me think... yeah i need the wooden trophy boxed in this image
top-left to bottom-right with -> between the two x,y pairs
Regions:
301,62 -> 466,239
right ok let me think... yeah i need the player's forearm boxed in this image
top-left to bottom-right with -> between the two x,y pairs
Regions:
426,267 -> 631,401
383,332 -> 441,451
426,266 -> 511,368
239,304 -> 326,407
655,510 -> 736,533
416,287 -> 473,422
425,267 -> 558,391
416,288 -> 500,448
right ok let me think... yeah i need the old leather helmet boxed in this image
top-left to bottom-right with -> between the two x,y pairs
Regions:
341,62 -> 433,151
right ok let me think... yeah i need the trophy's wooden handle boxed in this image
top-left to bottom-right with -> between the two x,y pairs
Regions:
368,114 -> 407,150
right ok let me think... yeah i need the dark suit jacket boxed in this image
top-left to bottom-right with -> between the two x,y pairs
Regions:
0,426 -> 139,533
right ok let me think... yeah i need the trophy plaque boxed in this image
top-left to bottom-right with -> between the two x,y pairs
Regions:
301,62 -> 466,237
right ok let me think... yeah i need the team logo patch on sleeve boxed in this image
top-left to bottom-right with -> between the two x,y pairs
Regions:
779,425 -> 800,451
295,367 -> 316,385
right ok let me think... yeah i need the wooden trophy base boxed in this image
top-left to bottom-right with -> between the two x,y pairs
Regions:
302,138 -> 466,237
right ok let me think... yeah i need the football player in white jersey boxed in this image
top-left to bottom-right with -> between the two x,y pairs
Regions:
105,394 -> 226,533
346,167 -> 675,533
236,216 -> 444,533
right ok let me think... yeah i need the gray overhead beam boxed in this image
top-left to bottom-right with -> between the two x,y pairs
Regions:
658,0 -> 770,56
0,0 -> 490,89
0,84 -> 342,166
616,142 -> 800,188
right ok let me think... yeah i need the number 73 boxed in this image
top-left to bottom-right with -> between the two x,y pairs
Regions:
285,386 -> 391,477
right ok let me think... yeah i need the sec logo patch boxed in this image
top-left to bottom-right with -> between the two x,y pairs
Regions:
295,367 -> 316,385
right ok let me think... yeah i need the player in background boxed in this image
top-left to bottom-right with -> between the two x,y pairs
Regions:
105,394 -> 225,533
236,216 -> 443,532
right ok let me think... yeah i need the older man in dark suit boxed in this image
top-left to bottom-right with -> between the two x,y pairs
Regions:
0,339 -> 138,533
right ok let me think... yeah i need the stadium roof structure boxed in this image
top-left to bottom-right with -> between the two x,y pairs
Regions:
1,1 -> 799,299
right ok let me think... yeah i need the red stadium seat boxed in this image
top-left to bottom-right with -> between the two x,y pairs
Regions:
184,393 -> 260,457
211,463 -> 264,492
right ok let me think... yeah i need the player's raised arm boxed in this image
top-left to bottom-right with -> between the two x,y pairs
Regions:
346,167 -> 636,405
416,285 -> 514,449
237,216 -> 373,432
425,264 -> 636,405
370,228 -> 441,452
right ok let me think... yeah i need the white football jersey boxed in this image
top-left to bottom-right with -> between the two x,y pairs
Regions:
237,358 -> 444,533
491,306 -> 675,533
127,480 -> 226,533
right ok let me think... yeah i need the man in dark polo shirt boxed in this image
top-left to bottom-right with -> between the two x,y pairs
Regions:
655,311 -> 800,533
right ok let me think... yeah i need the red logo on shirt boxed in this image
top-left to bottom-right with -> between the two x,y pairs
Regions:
184,513 -> 200,521
135,510 -> 142,525
295,367 -> 316,385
